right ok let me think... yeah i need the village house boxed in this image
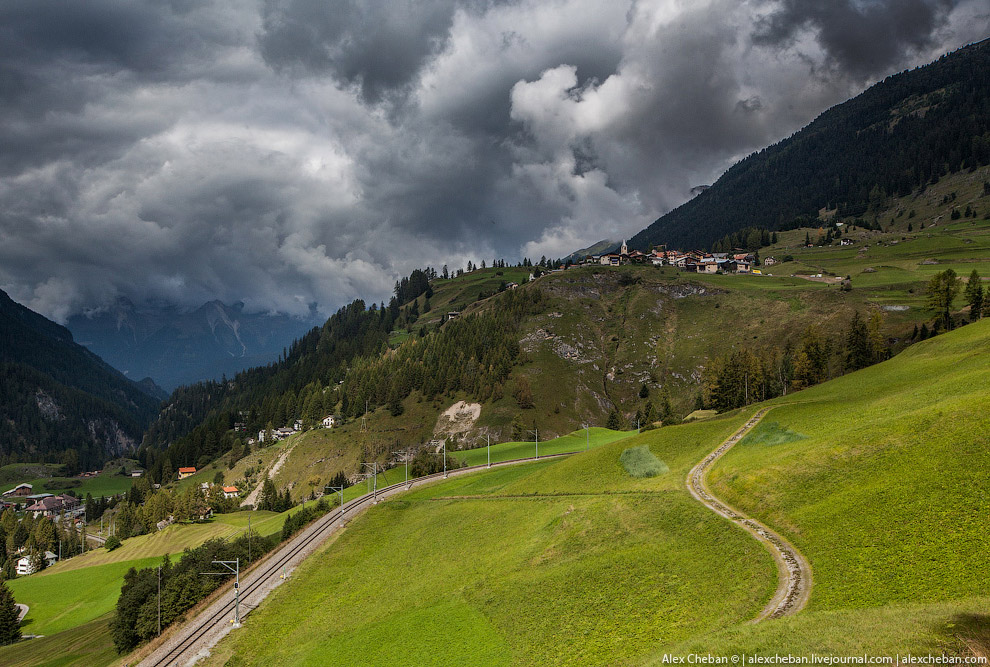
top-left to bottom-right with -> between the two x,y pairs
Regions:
3,483 -> 33,497
178,466 -> 197,480
764,256 -> 778,266
16,551 -> 57,576
275,427 -> 295,439
130,469 -> 144,478
23,494 -> 79,517
222,486 -> 239,500
322,414 -> 337,429
840,238 -> 854,246
293,419 -> 304,431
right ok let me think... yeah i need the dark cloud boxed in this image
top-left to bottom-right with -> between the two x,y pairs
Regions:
258,0 -> 465,103
0,0 -> 985,322
754,0 -> 956,79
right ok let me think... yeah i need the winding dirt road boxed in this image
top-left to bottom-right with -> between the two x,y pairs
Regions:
686,407 -> 812,620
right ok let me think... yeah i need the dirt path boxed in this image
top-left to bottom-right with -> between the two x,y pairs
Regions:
686,407 -> 812,620
242,441 -> 296,508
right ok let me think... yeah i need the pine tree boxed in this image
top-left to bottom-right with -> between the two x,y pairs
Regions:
927,269 -> 961,331
0,581 -> 22,645
605,409 -> 622,430
964,269 -> 983,319
845,312 -> 871,370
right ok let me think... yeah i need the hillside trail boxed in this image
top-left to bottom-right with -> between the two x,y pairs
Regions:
686,407 -> 813,620
242,440 -> 296,508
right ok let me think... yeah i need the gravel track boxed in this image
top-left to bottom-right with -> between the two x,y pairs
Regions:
686,407 -> 812,620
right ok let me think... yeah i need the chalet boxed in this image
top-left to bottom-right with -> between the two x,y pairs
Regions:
506,282 -> 519,289
293,419 -> 303,431
24,494 -> 78,517
222,486 -> 239,500
446,311 -> 460,319
599,253 -> 621,266
275,427 -> 295,439
840,238 -> 854,246
763,257 -> 778,266
322,415 -> 337,429
3,483 -> 33,497
178,467 -> 197,480
627,250 -> 648,263
130,469 -> 144,478
16,551 -> 57,576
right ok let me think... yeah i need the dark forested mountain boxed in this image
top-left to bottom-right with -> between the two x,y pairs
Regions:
630,38 -> 990,251
0,289 -> 161,471
67,298 -> 321,391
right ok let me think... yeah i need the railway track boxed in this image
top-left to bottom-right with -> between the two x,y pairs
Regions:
686,407 -> 812,620
139,452 -> 571,667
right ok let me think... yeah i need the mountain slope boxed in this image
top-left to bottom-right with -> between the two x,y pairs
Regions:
0,289 -> 161,469
200,311 -> 990,665
67,298 -> 320,390
629,38 -> 990,251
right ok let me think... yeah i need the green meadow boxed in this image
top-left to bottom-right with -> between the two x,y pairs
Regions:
8,556 -> 161,637
203,411 -> 778,667
201,318 -> 990,665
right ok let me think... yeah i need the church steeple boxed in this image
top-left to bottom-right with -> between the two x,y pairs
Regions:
620,239 -> 628,255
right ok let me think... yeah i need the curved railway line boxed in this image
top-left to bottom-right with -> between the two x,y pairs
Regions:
138,453 -> 571,667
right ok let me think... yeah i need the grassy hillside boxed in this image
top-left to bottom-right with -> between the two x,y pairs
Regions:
0,613 -> 116,667
0,508 -> 296,667
198,312 -> 990,665
202,416 -> 777,667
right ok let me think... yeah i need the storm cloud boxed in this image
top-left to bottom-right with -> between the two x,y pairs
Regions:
0,0 -> 986,321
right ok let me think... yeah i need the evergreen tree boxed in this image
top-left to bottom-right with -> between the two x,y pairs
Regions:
0,581 -> 21,646
605,409 -> 623,430
964,269 -> 984,319
927,269 -> 961,331
845,311 -> 871,371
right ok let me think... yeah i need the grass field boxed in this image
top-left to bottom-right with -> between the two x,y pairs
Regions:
0,471 -> 135,498
201,410 -> 780,667
0,613 -> 117,667
195,316 -> 990,665
450,426 -> 632,467
8,556 -> 161,637
709,319 -> 990,608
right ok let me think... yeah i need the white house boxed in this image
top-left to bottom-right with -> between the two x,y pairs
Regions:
322,415 -> 337,429
222,486 -> 239,499
16,551 -> 57,576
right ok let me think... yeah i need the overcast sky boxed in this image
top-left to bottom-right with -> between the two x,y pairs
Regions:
0,0 -> 986,321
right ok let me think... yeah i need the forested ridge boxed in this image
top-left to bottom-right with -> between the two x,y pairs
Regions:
630,38 -> 990,251
134,274 -> 545,483
0,289 -> 161,471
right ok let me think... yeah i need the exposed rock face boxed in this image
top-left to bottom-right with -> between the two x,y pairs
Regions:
87,418 -> 137,457
35,389 -> 64,421
433,401 -> 482,441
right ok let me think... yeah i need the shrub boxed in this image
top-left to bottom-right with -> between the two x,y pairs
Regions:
105,535 -> 121,551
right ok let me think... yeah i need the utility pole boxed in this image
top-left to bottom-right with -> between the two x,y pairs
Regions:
158,565 -> 162,636
391,450 -> 411,483
201,559 -> 240,627
487,434 -> 491,468
248,514 -> 251,562
528,428 -> 539,459
443,439 -> 447,477
361,463 -> 378,502
584,424 -> 590,451
326,484 -> 345,527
